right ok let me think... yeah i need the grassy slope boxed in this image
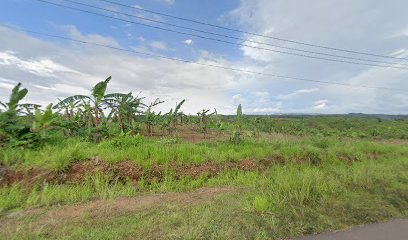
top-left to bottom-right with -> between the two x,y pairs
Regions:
1,157 -> 407,239
1,132 -> 407,239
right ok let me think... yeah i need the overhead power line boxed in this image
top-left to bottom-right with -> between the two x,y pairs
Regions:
1,24 -> 406,92
97,0 -> 408,61
33,0 -> 408,70
58,0 -> 408,67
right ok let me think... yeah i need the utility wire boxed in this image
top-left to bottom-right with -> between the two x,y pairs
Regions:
1,24 -> 405,92
33,0 -> 408,70
98,0 -> 408,61
57,0 -> 408,67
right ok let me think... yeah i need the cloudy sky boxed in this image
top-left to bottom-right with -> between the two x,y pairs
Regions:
1,0 -> 408,114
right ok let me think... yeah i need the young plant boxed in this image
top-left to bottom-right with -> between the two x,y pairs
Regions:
145,98 -> 164,136
230,104 -> 244,144
104,92 -> 145,134
162,100 -> 185,136
197,109 -> 215,134
0,83 -> 30,147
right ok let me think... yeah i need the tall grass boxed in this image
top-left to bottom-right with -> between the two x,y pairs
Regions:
1,135 -> 406,171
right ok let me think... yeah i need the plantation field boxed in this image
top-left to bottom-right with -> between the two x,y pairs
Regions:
1,81 -> 408,239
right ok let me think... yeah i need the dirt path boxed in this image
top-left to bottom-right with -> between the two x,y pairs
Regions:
0,187 -> 234,232
298,218 -> 408,240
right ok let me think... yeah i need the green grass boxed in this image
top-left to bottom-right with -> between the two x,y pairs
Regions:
0,117 -> 408,239
1,134 -> 407,171
1,156 -> 407,239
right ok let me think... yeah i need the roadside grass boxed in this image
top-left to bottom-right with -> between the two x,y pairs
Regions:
1,130 -> 407,239
1,154 -> 407,239
1,134 -> 407,171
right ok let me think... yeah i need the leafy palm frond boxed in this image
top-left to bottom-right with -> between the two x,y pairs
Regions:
92,76 -> 111,102
0,101 -> 7,110
53,95 -> 90,109
8,83 -> 28,111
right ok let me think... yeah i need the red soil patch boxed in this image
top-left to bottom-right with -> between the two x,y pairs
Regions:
1,155 -> 285,187
0,167 -> 55,187
175,162 -> 223,179
59,160 -> 143,186
146,125 -> 228,143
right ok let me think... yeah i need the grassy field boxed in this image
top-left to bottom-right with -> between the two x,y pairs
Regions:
1,122 -> 407,239
1,81 -> 407,239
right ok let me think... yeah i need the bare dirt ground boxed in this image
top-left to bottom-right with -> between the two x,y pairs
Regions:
297,218 -> 408,240
0,187 -> 234,232
145,125 -> 228,143
1,157 -> 271,188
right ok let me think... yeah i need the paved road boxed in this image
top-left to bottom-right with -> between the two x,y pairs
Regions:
298,218 -> 408,240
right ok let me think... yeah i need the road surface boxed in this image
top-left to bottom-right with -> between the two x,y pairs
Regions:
298,218 -> 408,240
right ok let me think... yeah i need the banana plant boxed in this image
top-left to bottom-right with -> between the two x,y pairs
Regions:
0,101 -> 7,113
91,76 -> 111,127
230,104 -> 243,144
144,98 -> 164,136
197,109 -> 216,133
213,108 -> 224,135
18,103 -> 42,116
236,104 -> 243,132
32,104 -> 57,131
162,100 -> 185,136
53,96 -> 82,121
54,76 -> 111,128
104,92 -> 145,133
2,83 -> 28,112
0,83 -> 34,147
173,99 -> 186,128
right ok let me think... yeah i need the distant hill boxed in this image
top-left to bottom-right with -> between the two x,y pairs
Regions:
221,113 -> 408,120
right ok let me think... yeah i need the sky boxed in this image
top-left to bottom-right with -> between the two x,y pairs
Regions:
1,0 -> 408,114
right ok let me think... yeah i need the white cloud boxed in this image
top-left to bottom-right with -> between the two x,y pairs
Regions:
0,26 -> 240,114
252,107 -> 280,113
0,77 -> 17,84
252,91 -> 269,97
3,0 -> 408,116
0,51 -> 80,77
149,41 -> 169,51
223,0 -> 408,114
275,88 -> 319,100
155,0 -> 175,6
390,49 -> 406,57
312,99 -> 329,110
0,82 -> 14,90
184,39 -> 193,45
232,94 -> 243,105
33,84 -> 56,90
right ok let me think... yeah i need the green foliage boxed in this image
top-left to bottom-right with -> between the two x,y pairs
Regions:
92,76 -> 111,102
196,109 -> 215,133
252,195 -> 269,213
144,98 -> 164,136
161,100 -> 186,136
1,77 -> 408,239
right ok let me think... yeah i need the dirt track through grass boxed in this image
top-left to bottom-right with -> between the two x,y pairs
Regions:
0,187 -> 234,233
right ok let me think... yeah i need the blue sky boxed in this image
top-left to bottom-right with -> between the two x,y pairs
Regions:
0,0 -> 243,61
1,0 -> 408,114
